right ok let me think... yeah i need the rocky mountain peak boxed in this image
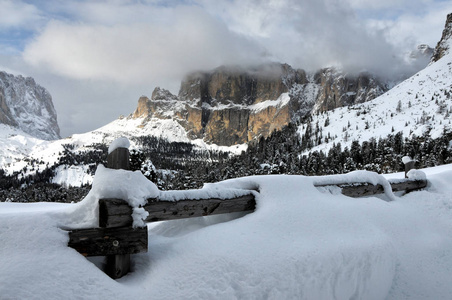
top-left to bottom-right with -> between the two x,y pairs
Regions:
151,87 -> 178,101
431,13 -> 452,63
312,67 -> 387,113
178,63 -> 307,106
129,63 -> 390,146
132,96 -> 151,119
0,71 -> 60,140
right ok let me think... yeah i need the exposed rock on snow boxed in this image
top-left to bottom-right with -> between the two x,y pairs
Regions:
131,63 -> 390,146
431,13 -> 452,63
0,71 -> 60,140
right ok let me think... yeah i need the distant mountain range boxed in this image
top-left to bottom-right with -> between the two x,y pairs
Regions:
0,13 -> 451,194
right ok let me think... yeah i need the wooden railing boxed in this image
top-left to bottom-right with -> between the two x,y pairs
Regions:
67,146 -> 427,279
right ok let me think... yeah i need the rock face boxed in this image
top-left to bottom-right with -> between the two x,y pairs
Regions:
132,63 -> 389,146
431,13 -> 452,63
312,68 -> 386,112
0,71 -> 60,140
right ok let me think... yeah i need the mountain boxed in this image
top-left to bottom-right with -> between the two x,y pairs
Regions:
0,71 -> 60,140
131,63 -> 390,146
298,13 -> 452,156
1,14 -> 450,196
431,13 -> 452,63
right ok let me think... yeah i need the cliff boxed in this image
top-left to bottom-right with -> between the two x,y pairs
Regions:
0,71 -> 60,140
431,13 -> 452,63
312,68 -> 386,112
131,63 -> 388,146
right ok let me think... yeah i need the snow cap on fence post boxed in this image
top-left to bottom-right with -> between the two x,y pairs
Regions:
402,156 -> 416,178
108,136 -> 130,154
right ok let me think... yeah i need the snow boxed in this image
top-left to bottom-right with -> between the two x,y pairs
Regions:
299,50 -> 452,155
51,165 -> 93,187
0,115 -> 247,186
407,169 -> 427,180
159,186 -> 256,202
249,93 -> 291,112
61,165 -> 159,229
1,164 -> 452,299
108,136 -> 130,154
312,170 -> 396,201
402,155 -> 415,164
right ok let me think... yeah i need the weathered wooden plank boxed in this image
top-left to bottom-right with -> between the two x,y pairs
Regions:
339,183 -> 385,197
145,194 -> 256,222
68,226 -> 148,257
99,198 -> 133,228
320,179 -> 427,198
389,179 -> 427,193
99,194 -> 256,226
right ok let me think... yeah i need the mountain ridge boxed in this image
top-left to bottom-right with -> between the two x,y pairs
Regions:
131,63 -> 391,146
0,71 -> 60,140
1,13 -> 451,193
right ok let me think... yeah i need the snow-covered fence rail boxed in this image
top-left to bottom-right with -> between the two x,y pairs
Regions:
67,143 -> 427,280
316,157 -> 427,197
99,193 -> 256,228
317,179 -> 427,198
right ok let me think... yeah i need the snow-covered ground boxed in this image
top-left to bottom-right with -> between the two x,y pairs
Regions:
299,49 -> 452,155
0,113 -> 247,186
1,163 -> 452,299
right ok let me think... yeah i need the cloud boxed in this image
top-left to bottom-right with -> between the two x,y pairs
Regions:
23,0 -> 412,85
199,0 -> 410,76
370,3 -> 452,49
23,0 -> 451,83
22,5 -> 266,88
0,0 -> 43,29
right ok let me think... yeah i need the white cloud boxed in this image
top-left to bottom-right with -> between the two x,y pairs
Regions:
373,4 -> 452,50
23,0 -> 412,84
0,0 -> 43,29
23,5 -> 266,87
198,0 -> 406,75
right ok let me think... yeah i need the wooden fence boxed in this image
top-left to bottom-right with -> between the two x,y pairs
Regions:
67,147 -> 427,279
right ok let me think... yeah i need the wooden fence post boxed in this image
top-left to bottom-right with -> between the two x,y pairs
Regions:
104,147 -> 131,279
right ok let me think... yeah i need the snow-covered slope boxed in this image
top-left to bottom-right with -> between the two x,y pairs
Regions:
1,164 -> 452,299
0,124 -> 62,171
1,48 -> 448,187
0,115 -> 247,187
299,48 -> 452,155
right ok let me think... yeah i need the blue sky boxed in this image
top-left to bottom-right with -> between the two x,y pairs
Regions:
0,0 -> 451,137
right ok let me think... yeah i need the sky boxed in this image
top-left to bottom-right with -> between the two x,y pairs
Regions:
0,0 -> 451,138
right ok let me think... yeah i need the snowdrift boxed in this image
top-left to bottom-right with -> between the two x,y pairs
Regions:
1,165 -> 452,299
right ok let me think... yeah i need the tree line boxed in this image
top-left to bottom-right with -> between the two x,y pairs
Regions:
1,124 -> 452,201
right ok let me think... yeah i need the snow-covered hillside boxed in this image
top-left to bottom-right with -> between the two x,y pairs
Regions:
0,115 -> 247,187
1,46 -> 450,188
299,47 -> 452,155
1,164 -> 452,299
